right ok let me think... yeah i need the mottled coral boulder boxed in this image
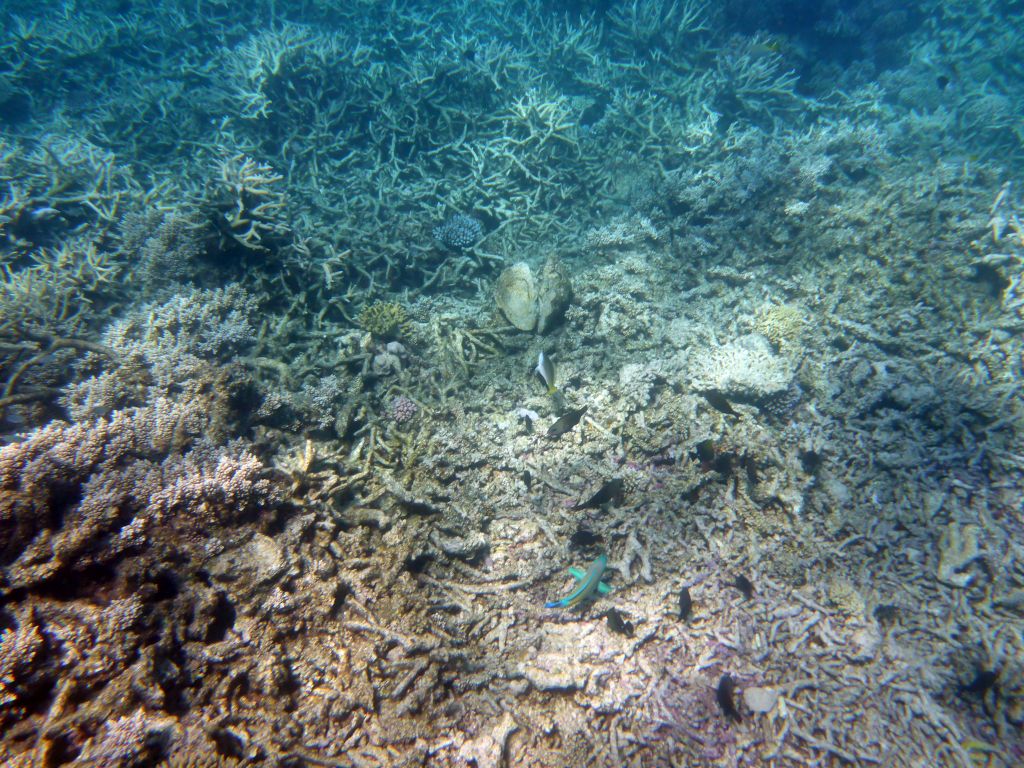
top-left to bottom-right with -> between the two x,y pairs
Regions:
495,262 -> 538,331
535,258 -> 572,334
494,258 -> 571,333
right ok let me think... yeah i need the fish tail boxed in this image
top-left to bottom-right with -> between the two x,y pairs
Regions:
548,386 -> 558,395
545,600 -> 564,609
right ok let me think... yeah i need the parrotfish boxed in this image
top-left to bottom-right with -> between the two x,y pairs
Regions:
546,553 -> 610,609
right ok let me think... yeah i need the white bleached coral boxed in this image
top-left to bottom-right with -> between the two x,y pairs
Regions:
584,213 -> 663,250
617,361 -> 664,408
688,333 -> 794,400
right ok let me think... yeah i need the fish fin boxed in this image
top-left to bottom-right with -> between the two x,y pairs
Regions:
568,567 -> 586,580
597,581 -> 612,595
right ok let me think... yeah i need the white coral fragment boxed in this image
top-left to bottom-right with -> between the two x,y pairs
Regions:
743,686 -> 780,713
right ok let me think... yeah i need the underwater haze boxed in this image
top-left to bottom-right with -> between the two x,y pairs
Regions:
2,0 -> 1024,765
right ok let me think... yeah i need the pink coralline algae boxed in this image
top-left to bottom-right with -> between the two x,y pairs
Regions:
389,395 -> 418,423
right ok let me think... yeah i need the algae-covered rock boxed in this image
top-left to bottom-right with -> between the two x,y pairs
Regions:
209,532 -> 287,587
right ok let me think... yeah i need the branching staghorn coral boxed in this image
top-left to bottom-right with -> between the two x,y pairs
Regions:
608,0 -> 711,62
0,134 -> 154,424
208,153 -> 289,252
0,135 -> 141,251
713,33 -> 802,127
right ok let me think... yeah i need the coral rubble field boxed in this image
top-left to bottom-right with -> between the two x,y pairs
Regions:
2,0 -> 1024,765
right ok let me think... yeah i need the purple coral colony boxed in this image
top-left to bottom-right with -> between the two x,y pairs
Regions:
2,0 -> 1024,766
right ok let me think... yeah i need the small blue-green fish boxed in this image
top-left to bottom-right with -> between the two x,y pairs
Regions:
535,351 -> 557,395
546,553 -> 610,609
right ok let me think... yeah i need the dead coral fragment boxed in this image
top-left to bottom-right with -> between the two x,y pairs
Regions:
75,709 -> 175,766
743,686 -> 779,714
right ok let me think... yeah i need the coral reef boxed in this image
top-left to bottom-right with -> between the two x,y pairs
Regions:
388,395 -> 419,424
1,0 -> 1024,766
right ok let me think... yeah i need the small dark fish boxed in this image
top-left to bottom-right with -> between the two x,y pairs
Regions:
546,406 -> 587,440
694,439 -> 717,464
522,470 -> 532,490
733,574 -> 754,600
463,48 -> 477,62
703,391 -> 741,418
678,586 -> 692,621
717,673 -> 742,722
936,74 -> 950,90
959,668 -> 998,696
569,528 -> 601,549
873,604 -> 899,625
742,454 -> 759,485
799,449 -> 822,473
603,608 -> 634,638
571,478 -> 624,510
